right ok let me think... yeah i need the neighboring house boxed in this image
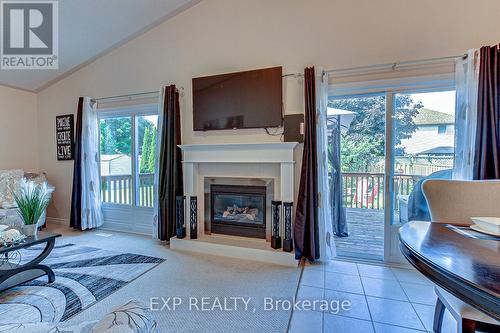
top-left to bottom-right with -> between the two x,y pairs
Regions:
100,154 -> 132,176
399,108 -> 455,156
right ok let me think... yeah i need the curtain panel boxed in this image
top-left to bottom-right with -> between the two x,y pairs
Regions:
80,97 -> 104,229
294,67 -> 320,261
70,98 -> 84,229
316,68 -> 336,259
454,49 -> 480,180
157,85 -> 183,241
70,97 -> 103,230
474,44 -> 500,179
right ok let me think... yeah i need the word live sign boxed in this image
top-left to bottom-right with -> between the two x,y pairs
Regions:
56,115 -> 74,160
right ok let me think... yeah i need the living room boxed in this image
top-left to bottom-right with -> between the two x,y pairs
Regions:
0,0 -> 499,332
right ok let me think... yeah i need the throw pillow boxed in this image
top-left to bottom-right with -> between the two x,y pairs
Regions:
0,169 -> 24,209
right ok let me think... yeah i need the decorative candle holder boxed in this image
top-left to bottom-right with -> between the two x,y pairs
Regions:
190,196 -> 198,239
271,200 -> 282,249
283,202 -> 293,252
175,195 -> 186,239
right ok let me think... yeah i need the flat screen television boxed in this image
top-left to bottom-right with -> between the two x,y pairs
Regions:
192,66 -> 283,131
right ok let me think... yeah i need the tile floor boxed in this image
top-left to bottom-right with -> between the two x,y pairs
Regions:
289,259 -> 458,333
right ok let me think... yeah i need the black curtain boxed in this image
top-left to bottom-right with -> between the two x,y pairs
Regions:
70,97 -> 84,229
294,67 -> 320,261
474,44 -> 500,179
158,85 -> 183,241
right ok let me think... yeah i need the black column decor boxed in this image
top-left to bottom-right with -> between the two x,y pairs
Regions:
283,202 -> 293,252
271,200 -> 282,249
190,196 -> 198,239
175,196 -> 186,239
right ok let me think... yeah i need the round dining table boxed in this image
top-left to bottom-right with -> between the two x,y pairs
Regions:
398,221 -> 500,321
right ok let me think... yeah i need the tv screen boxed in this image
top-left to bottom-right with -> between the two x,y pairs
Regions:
192,66 -> 283,131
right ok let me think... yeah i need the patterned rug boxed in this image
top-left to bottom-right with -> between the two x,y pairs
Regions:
0,243 -> 165,325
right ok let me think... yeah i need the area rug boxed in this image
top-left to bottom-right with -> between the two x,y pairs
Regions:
0,243 -> 165,325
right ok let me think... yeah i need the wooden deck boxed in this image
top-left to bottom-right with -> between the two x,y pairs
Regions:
334,208 -> 385,258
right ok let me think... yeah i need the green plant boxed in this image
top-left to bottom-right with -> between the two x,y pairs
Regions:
13,179 -> 54,225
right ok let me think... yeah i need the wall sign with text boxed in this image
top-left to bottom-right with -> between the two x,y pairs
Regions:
56,114 -> 74,160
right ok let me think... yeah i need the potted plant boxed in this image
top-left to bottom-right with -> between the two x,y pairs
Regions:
13,179 -> 54,237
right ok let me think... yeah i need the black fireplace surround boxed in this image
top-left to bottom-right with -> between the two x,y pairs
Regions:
210,184 -> 266,238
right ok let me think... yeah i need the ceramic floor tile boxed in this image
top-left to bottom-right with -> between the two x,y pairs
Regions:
324,313 -> 374,333
361,276 -> 408,301
297,285 -> 324,307
301,267 -> 324,288
357,263 -> 397,280
391,268 -> 432,285
288,309 -> 323,333
401,282 -> 437,305
412,303 -> 434,331
324,289 -> 371,320
324,260 -> 359,275
325,271 -> 364,294
373,322 -> 426,332
367,296 -> 424,330
304,261 -> 326,272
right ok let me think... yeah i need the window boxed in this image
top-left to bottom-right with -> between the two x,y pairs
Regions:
99,105 -> 158,209
438,125 -> 447,134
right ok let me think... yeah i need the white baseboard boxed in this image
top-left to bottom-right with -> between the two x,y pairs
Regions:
45,217 -> 69,225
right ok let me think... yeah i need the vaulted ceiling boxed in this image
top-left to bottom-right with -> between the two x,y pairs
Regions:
0,0 -> 201,91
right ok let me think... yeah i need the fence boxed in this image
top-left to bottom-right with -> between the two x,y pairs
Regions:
341,172 -> 423,211
101,173 -> 155,207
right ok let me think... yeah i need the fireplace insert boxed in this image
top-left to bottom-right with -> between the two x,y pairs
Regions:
210,184 -> 266,238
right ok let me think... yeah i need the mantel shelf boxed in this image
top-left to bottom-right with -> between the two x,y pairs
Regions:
178,142 -> 298,150
178,142 -> 299,164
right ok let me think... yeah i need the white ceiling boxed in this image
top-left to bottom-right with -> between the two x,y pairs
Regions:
0,0 -> 201,92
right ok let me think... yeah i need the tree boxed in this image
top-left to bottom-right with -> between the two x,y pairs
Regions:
100,120 -> 116,154
329,95 -> 421,172
147,127 -> 157,173
139,127 -> 151,173
99,117 -> 155,156
340,136 -> 383,172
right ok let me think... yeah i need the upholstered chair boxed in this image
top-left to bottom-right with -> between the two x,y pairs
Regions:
422,179 -> 500,333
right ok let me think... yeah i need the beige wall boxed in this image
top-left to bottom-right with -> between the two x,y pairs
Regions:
0,85 -> 38,171
36,0 -> 500,220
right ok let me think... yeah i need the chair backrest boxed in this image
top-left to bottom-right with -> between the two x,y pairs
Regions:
422,179 -> 500,225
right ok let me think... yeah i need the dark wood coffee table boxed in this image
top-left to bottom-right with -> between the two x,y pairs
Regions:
0,231 -> 61,292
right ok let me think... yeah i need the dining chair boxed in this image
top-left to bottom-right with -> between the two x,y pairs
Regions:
422,179 -> 500,333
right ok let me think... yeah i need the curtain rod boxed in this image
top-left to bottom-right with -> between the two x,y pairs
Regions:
327,54 -> 467,75
282,53 -> 468,78
94,87 -> 185,103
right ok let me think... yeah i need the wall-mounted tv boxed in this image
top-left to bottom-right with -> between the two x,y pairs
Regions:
192,66 -> 283,131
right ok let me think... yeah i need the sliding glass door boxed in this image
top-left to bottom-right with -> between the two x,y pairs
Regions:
329,80 -> 456,261
98,105 -> 158,234
329,94 -> 386,260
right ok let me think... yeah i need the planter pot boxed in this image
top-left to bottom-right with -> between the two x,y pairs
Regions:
23,224 -> 38,237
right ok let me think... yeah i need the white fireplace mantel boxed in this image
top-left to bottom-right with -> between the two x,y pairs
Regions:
172,142 -> 299,266
178,142 -> 298,239
178,142 -> 298,164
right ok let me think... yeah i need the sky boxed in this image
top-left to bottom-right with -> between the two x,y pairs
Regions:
410,91 -> 456,115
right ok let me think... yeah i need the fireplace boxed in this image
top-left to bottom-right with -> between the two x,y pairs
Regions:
210,184 -> 266,238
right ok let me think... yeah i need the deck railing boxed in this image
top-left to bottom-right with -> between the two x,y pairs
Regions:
101,173 -> 155,207
341,172 -> 423,210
